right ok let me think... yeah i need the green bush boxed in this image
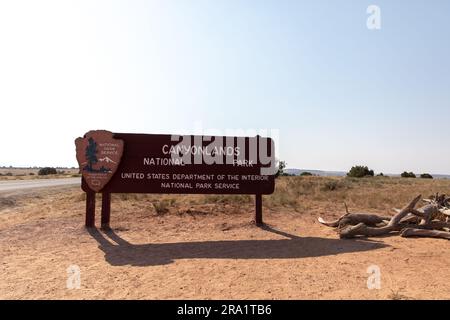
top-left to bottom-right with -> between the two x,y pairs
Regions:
420,173 -> 433,179
300,172 -> 313,176
401,171 -> 416,178
347,166 -> 374,178
38,167 -> 57,176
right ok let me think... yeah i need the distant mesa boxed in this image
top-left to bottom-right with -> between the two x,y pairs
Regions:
285,169 -> 346,177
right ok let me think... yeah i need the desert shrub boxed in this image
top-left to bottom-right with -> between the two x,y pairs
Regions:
420,173 -> 433,179
401,171 -> 416,178
321,180 -> 349,191
347,166 -> 374,178
5,172 -> 13,176
116,193 -> 140,201
29,172 -> 35,175
38,167 -> 57,175
300,172 -> 313,176
153,199 -> 175,215
207,194 -> 251,204
206,195 -> 224,203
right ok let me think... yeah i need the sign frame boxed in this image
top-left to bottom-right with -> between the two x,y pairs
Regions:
75,130 -> 276,229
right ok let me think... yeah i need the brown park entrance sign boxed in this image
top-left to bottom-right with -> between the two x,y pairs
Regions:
75,130 -> 276,229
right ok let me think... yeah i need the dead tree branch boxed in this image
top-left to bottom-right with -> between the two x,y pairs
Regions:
318,194 -> 450,241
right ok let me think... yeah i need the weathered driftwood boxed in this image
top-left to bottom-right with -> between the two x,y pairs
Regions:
399,213 -> 420,224
400,228 -> 450,240
339,222 -> 400,238
318,213 -> 391,228
398,220 -> 450,231
318,203 -> 391,228
337,195 -> 421,239
319,194 -> 450,240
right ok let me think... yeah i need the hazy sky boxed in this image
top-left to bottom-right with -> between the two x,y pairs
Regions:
1,0 -> 449,174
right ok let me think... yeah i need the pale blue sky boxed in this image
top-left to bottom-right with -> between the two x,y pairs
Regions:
1,0 -> 449,174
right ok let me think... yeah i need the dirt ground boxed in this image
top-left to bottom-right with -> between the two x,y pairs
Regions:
1,182 -> 450,300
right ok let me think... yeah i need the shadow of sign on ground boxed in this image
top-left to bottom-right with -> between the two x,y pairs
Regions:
87,226 -> 388,267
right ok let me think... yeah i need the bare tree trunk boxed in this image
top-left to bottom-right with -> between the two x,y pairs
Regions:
338,195 -> 422,239
400,228 -> 450,240
388,195 -> 422,226
338,213 -> 391,228
339,223 -> 400,238
318,213 -> 391,228
411,204 -> 439,225
319,194 -> 450,241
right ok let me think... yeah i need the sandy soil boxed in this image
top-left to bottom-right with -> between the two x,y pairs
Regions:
1,185 -> 450,300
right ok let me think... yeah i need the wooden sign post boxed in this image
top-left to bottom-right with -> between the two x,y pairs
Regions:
76,130 -> 275,229
255,194 -> 263,225
101,192 -> 111,229
85,192 -> 96,228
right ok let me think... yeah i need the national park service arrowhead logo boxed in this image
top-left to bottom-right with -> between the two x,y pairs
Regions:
75,130 -> 124,192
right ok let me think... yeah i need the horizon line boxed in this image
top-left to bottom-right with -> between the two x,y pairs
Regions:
1,165 -> 450,177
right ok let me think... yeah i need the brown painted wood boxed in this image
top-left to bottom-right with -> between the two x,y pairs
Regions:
101,192 -> 111,230
255,194 -> 263,225
79,133 -> 275,195
85,192 -> 96,228
76,131 -> 276,228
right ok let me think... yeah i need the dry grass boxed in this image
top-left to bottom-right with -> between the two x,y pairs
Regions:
152,199 -> 176,215
266,176 -> 450,213
388,289 -> 412,300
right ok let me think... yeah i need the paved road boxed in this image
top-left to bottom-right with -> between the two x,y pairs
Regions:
0,178 -> 80,192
